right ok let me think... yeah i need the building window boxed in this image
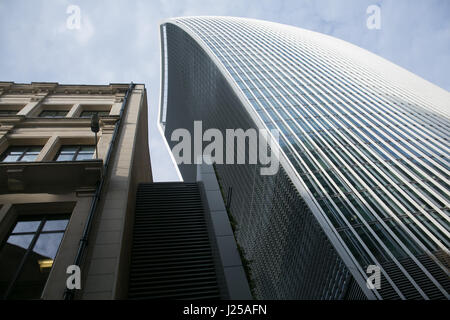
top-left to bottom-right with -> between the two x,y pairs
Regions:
0,146 -> 42,162
54,145 -> 95,161
0,110 -> 17,116
39,110 -> 68,118
0,215 -> 70,299
80,111 -> 110,118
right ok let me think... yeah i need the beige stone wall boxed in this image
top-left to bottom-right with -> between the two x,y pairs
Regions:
80,84 -> 152,300
0,82 -> 152,300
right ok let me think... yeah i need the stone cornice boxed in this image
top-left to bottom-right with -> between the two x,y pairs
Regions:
0,116 -> 119,138
0,82 -> 131,96
8,116 -> 119,128
0,116 -> 25,134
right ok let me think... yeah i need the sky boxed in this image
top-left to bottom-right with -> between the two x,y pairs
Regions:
0,0 -> 449,181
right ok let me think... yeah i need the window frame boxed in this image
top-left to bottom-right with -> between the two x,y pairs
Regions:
0,110 -> 18,116
0,214 -> 70,299
54,145 -> 96,162
79,110 -> 110,118
0,146 -> 43,163
38,110 -> 69,118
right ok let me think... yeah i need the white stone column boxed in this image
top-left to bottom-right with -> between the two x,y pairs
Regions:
67,103 -> 82,118
37,135 -> 61,161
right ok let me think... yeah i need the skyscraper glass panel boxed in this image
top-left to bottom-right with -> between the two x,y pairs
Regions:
159,16 -> 450,300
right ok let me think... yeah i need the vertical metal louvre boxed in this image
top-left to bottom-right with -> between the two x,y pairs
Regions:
128,182 -> 221,299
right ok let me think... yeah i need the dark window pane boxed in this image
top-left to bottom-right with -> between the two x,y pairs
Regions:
0,110 -> 17,115
7,253 -> 50,300
0,239 -> 29,297
80,110 -> 109,118
27,147 -> 42,154
0,214 -> 69,300
39,110 -> 68,118
80,111 -> 94,118
79,146 -> 95,152
60,146 -> 78,153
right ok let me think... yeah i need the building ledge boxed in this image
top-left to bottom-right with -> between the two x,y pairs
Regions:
13,116 -> 119,127
0,160 -> 103,194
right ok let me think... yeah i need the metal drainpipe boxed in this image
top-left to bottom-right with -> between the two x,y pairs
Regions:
64,82 -> 135,300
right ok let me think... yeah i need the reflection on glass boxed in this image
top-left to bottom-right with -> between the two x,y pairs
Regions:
0,215 -> 69,299
2,155 -> 20,162
76,153 -> 94,160
20,154 -> 38,162
33,233 -> 63,259
55,154 -> 73,161
42,219 -> 68,232
0,146 -> 42,163
39,110 -> 68,118
80,111 -> 110,118
38,259 -> 53,272
6,235 -> 33,251
55,146 -> 95,161
12,221 -> 40,233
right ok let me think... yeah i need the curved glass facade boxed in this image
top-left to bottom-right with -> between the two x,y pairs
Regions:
160,16 -> 450,299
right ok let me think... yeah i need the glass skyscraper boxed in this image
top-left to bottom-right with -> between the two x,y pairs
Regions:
159,16 -> 450,299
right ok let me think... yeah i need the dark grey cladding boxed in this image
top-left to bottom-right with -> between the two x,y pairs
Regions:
161,22 -> 354,299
